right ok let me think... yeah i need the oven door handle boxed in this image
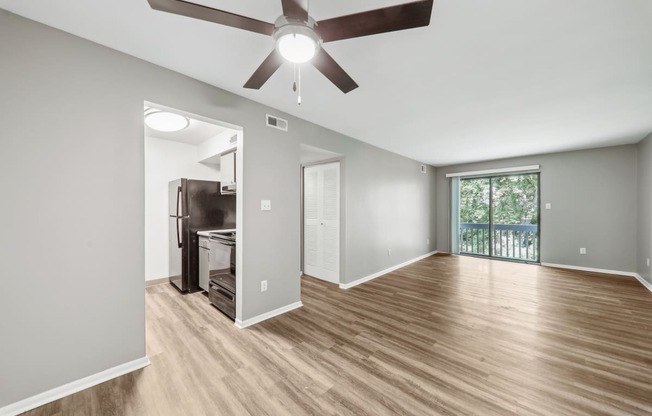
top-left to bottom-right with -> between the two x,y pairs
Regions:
209,238 -> 236,246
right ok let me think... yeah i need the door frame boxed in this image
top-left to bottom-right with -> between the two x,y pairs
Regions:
143,100 -> 245,323
300,158 -> 344,285
456,172 -> 541,264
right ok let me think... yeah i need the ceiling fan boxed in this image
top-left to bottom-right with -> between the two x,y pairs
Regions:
147,0 -> 434,94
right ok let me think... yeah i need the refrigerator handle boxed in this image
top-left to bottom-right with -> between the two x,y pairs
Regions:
176,186 -> 182,248
176,217 -> 182,248
176,185 -> 182,217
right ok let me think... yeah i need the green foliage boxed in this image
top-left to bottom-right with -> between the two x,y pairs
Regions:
459,178 -> 490,223
460,174 -> 538,225
458,174 -> 539,261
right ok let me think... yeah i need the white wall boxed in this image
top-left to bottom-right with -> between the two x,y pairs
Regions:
144,136 -> 219,281
197,130 -> 236,163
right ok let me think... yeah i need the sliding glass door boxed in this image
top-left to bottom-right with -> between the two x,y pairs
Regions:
459,178 -> 490,256
459,173 -> 539,262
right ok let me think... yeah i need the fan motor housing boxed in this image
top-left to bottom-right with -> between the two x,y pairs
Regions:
273,15 -> 321,46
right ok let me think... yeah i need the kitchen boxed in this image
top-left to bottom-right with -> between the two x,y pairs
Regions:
144,103 -> 242,321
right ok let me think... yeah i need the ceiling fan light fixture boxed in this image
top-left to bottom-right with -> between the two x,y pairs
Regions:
277,32 -> 316,63
144,110 -> 190,132
273,22 -> 320,64
147,0 -> 434,93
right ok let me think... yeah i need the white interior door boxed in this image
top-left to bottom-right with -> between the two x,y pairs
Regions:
303,162 -> 340,283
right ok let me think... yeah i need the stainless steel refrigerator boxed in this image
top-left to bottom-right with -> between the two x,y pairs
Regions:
169,179 -> 236,292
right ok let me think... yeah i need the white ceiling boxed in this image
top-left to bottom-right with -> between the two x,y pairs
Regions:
2,0 -> 652,166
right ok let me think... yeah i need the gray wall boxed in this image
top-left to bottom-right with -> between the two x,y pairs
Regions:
340,154 -> 435,284
296,140 -> 436,286
0,10 -> 436,407
435,145 -> 638,272
637,134 -> 652,283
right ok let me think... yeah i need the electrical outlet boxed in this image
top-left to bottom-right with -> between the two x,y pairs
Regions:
261,200 -> 271,211
261,280 -> 267,292
427,239 -> 430,245
647,258 -> 650,267
387,248 -> 391,256
580,248 -> 587,255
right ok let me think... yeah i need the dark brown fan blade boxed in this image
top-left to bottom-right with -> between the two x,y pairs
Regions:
316,0 -> 433,43
281,0 -> 308,22
312,49 -> 358,94
148,0 -> 274,36
243,49 -> 285,89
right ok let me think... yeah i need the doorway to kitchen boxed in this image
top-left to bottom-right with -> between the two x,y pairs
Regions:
143,101 -> 244,322
454,173 -> 540,263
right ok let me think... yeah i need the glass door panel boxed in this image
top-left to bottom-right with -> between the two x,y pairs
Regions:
459,178 -> 490,256
491,174 -> 539,262
458,173 -> 539,262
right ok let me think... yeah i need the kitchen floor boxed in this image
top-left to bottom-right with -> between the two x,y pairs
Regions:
24,254 -> 652,415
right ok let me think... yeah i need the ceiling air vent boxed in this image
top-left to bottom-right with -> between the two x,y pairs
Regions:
266,114 -> 288,132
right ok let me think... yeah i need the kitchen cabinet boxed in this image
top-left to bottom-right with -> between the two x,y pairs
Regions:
220,151 -> 236,194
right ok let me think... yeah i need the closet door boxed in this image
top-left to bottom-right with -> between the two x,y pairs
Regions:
303,162 -> 340,283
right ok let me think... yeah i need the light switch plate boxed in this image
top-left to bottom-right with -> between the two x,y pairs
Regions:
261,200 -> 271,211
545,203 -> 552,210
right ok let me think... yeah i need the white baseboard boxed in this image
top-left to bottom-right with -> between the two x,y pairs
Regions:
145,277 -> 169,287
235,301 -> 303,329
634,273 -> 652,292
0,356 -> 150,416
540,262 -> 638,277
541,262 -> 652,293
339,250 -> 438,290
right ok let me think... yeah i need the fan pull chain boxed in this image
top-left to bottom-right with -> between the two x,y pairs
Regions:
291,64 -> 302,105
297,64 -> 302,105
292,63 -> 297,92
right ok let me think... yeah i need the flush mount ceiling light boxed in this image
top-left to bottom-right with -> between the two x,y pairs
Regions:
144,110 -> 189,132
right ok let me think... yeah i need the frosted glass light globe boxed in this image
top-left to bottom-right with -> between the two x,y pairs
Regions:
145,111 -> 189,132
277,33 -> 317,63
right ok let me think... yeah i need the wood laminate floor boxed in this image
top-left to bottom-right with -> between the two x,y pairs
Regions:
25,254 -> 652,415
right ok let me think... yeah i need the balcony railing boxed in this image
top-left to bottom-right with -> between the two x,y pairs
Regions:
459,223 -> 538,261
